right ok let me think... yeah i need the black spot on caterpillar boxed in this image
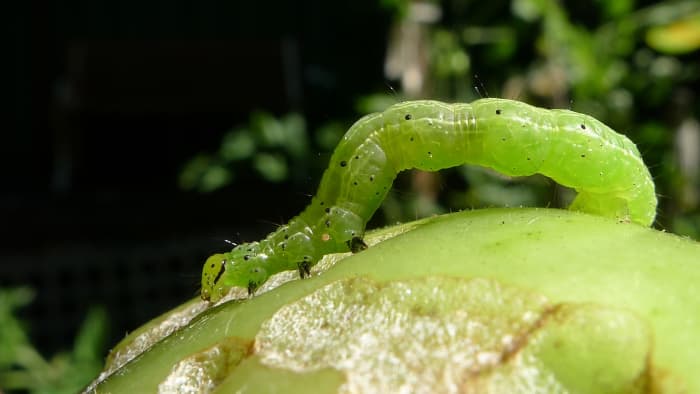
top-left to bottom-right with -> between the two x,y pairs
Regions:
200,98 -> 657,302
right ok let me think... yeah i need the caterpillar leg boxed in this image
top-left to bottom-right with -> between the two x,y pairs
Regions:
297,260 -> 312,278
325,206 -> 367,253
348,237 -> 368,253
247,281 -> 259,297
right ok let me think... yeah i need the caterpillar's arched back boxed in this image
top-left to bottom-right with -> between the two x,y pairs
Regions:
201,99 -> 657,302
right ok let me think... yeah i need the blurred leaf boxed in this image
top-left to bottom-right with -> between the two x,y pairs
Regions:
355,94 -> 399,114
461,166 -> 549,206
220,129 -> 255,162
253,153 -> 288,182
252,112 -> 287,147
638,122 -> 670,146
179,154 -> 228,192
646,13 -> 700,54
673,213 -> 700,239
461,26 -> 516,60
199,165 -> 233,192
433,29 -> 470,77
73,308 -> 108,362
181,111 -> 315,191
315,122 -> 346,151
279,113 -> 309,158
379,0 -> 411,19
0,288 -> 107,394
511,0 -> 543,22
595,0 -> 634,19
0,287 -> 35,365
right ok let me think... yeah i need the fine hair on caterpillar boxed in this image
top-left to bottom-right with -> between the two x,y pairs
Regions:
200,98 -> 657,302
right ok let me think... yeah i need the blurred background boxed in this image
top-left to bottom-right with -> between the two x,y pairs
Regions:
3,0 -> 700,392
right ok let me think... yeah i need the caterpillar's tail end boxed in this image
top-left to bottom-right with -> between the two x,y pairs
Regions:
569,191 -> 655,227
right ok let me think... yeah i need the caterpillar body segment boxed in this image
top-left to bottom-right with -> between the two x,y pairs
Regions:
201,99 -> 656,302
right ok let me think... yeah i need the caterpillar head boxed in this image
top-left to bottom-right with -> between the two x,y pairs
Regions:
200,246 -> 268,303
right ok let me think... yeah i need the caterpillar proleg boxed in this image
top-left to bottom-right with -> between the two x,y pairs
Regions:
201,99 -> 656,302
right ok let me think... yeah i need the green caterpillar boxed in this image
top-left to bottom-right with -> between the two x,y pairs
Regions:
201,98 -> 657,302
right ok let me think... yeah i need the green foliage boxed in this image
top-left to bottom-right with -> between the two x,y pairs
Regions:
0,288 -> 107,394
179,112 -> 314,192
646,12 -> 700,54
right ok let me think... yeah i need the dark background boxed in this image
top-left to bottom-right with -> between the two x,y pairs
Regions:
3,0 -> 391,356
